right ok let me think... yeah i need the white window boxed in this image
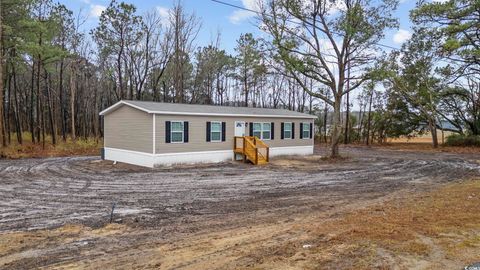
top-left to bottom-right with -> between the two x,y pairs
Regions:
171,121 -> 184,143
303,122 -> 310,139
211,121 -> 222,142
253,123 -> 262,138
284,122 -> 292,139
253,122 -> 271,140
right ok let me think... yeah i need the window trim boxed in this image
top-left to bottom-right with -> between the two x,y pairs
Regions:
210,121 -> 223,143
170,120 -> 184,143
283,122 -> 292,140
253,122 -> 271,140
302,122 -> 311,140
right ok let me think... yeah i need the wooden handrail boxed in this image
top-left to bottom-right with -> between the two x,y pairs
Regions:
233,136 -> 269,165
254,137 -> 269,148
244,136 -> 256,149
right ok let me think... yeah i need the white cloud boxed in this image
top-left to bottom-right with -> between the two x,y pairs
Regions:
229,10 -> 253,24
393,29 -> 412,44
89,4 -> 106,18
327,1 -> 347,15
156,6 -> 170,25
228,0 -> 344,23
431,0 -> 449,3
241,0 -> 260,11
228,0 -> 260,24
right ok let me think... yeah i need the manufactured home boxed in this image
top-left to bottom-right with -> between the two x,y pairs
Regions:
99,100 -> 316,167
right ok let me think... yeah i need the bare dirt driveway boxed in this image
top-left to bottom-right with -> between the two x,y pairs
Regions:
1,145 -> 479,269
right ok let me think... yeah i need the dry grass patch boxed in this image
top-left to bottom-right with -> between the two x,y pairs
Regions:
240,180 -> 480,269
0,223 -> 127,267
373,142 -> 480,154
0,134 -> 101,159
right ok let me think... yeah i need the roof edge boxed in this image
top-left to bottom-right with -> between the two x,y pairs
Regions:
150,111 -> 316,119
99,100 -> 152,116
99,100 -> 317,119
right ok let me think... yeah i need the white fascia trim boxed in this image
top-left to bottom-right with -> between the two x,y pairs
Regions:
149,111 -> 317,119
99,101 -> 316,119
152,114 -> 156,154
99,100 -> 151,115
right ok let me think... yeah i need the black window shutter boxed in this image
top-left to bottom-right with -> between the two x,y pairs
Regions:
165,121 -> 171,143
300,123 -> 303,139
310,123 -> 313,139
292,122 -> 295,139
221,122 -> 226,141
249,122 -> 253,136
271,122 -> 274,140
184,121 -> 189,143
281,122 -> 284,139
206,121 -> 211,142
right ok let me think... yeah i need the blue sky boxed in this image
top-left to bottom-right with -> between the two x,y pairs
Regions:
61,0 -> 418,55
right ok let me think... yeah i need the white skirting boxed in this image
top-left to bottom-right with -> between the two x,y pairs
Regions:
269,145 -> 314,157
153,150 -> 233,166
104,145 -> 313,168
104,147 -> 155,167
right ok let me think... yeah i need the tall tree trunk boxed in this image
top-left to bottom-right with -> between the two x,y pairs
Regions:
323,101 -> 328,143
428,116 -> 438,148
12,64 -> 22,144
70,64 -> 76,141
36,58 -> 41,144
344,64 -> 351,144
93,77 -> 99,138
344,91 -> 349,144
6,72 -> 11,145
366,89 -> 374,146
117,46 -> 124,100
0,5 -> 5,147
59,60 -> 66,141
162,81 -> 167,102
330,96 -> 342,157
243,69 -> 248,106
358,104 -> 364,143
309,79 -> 313,113
44,69 -> 56,145
30,61 -> 35,143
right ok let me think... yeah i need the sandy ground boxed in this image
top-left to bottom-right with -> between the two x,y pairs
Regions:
1,146 -> 480,269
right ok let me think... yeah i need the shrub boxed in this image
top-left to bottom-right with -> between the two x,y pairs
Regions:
445,134 -> 480,147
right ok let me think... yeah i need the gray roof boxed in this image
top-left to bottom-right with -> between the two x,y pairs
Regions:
100,100 -> 316,119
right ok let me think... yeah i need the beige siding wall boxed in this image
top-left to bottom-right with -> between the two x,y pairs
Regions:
104,105 -> 153,153
154,114 -> 313,154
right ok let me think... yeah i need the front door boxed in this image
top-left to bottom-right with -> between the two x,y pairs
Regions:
235,121 -> 246,137
234,121 -> 246,161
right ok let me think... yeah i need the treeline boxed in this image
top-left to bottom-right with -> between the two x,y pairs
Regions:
0,0 -> 317,148
1,0 -> 478,157
314,0 -> 480,148
358,0 -> 479,147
